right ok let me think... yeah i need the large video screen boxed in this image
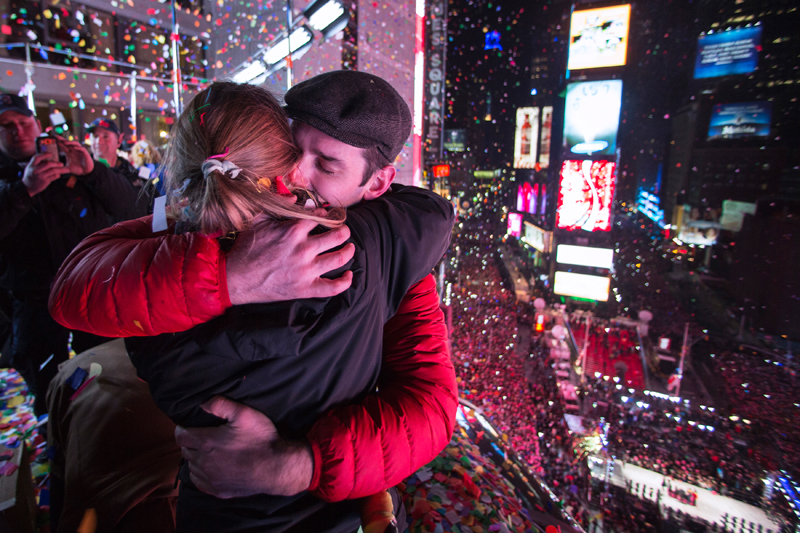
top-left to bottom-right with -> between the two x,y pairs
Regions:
563,80 -> 622,156
556,160 -> 616,232
694,26 -> 761,79
554,271 -> 610,302
568,5 -> 631,70
514,107 -> 539,168
507,213 -> 523,237
516,182 -> 538,215
708,102 -> 771,140
556,245 -> 614,269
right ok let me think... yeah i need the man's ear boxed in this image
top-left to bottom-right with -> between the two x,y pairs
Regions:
363,165 -> 395,201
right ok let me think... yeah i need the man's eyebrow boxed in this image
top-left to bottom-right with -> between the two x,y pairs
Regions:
311,149 -> 343,164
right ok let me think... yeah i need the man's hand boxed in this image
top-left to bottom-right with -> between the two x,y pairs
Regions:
227,217 -> 355,305
58,138 -> 95,175
175,396 -> 314,499
22,154 -> 69,196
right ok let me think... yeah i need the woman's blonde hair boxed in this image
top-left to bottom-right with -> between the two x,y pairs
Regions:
130,140 -> 162,168
163,82 -> 342,235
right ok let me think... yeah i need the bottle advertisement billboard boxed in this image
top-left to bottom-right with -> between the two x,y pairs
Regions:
514,107 -> 539,168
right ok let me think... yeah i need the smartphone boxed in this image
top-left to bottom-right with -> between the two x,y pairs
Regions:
36,136 -> 66,164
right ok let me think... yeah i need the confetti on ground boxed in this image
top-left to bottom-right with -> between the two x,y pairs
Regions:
399,429 -> 535,533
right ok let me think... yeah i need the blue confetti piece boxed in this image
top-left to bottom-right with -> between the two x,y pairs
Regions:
79,208 -> 87,218
65,367 -> 88,391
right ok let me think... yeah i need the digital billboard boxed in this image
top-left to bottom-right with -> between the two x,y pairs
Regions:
507,213 -> 523,237
539,106 -> 553,169
637,189 -> 665,228
556,160 -> 616,232
563,80 -> 622,156
694,26 -> 761,79
514,107 -> 539,168
444,129 -> 467,151
720,200 -> 757,232
522,222 -> 551,253
556,245 -> 614,269
708,102 -> 771,140
516,182 -> 537,215
554,271 -> 610,302
568,5 -> 631,70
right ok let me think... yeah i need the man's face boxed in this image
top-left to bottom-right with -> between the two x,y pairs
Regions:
0,111 -> 41,161
290,122 -> 371,208
90,128 -> 121,162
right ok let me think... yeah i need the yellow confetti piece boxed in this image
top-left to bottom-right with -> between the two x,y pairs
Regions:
133,320 -> 144,331
6,396 -> 23,407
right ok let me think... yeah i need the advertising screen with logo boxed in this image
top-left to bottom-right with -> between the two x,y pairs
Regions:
568,5 -> 631,70
694,26 -> 761,79
554,271 -> 610,302
514,107 -> 539,168
563,80 -> 622,156
637,189 -> 665,227
556,160 -> 616,232
444,129 -> 467,151
556,245 -> 614,269
507,213 -> 523,237
708,102 -> 771,140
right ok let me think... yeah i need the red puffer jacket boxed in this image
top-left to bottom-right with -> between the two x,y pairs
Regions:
49,216 -> 458,502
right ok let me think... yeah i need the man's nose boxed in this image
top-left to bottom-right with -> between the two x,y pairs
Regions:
287,165 -> 308,188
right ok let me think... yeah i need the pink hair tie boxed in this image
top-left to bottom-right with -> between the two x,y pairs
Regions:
208,147 -> 230,160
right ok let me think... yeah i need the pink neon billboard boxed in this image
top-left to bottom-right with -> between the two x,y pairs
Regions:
556,160 -> 616,232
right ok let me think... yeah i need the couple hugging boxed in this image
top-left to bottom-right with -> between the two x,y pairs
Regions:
47,70 -> 458,532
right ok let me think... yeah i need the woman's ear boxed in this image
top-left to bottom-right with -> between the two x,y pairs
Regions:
363,165 -> 396,201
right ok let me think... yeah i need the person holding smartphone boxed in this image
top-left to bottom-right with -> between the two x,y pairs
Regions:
0,93 -> 138,415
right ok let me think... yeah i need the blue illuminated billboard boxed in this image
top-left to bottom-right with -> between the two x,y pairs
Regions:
694,27 -> 761,79
563,80 -> 622,156
708,102 -> 771,140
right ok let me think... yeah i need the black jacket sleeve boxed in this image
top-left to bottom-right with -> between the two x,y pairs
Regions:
345,184 -> 454,314
77,161 -> 138,219
0,169 -> 34,241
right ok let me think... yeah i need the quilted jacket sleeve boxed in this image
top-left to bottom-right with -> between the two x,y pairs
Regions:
48,215 -> 230,337
306,274 -> 458,502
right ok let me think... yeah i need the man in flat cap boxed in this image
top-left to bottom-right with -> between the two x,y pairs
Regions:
49,72 -> 456,532
0,94 -> 136,415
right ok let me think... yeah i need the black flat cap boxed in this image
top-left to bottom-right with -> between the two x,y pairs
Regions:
284,70 -> 412,164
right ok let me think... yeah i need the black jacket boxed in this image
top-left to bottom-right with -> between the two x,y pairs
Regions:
0,153 -> 138,295
126,185 -> 455,533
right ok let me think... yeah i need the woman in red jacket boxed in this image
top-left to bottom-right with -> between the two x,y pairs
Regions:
51,80 -> 457,532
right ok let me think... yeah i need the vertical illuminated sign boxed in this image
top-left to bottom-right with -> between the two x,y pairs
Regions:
514,107 -> 539,168
413,0 -> 425,186
424,0 -> 447,161
539,106 -> 553,169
